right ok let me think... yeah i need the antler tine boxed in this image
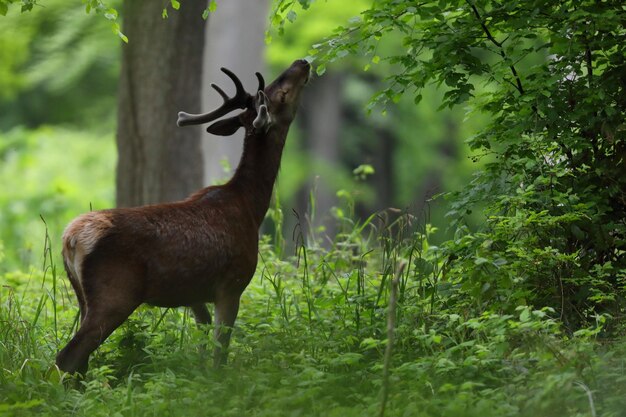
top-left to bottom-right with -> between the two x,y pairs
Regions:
255,72 -> 265,92
177,67 -> 251,127
211,83 -> 229,101
220,68 -> 246,99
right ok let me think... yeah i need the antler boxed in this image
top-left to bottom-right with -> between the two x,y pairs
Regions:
255,72 -> 265,92
177,68 -> 266,127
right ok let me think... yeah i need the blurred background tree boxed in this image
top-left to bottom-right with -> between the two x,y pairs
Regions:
115,0 -> 205,207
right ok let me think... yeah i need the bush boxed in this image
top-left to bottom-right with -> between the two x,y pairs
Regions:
0,126 -> 115,271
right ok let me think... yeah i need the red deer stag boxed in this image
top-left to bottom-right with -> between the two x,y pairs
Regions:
56,59 -> 311,373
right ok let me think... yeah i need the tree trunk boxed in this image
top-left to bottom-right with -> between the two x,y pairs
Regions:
201,0 -> 269,185
116,1 -> 206,207
297,72 -> 344,240
366,125 -> 395,212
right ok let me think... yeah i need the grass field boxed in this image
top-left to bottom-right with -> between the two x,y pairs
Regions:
1,210 -> 625,417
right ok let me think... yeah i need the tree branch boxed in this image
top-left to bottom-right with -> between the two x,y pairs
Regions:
468,1 -> 502,47
466,0 -> 524,95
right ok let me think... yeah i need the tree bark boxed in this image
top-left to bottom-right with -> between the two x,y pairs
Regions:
116,1 -> 206,207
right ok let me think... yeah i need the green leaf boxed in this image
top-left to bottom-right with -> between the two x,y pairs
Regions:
0,2 -> 7,16
336,49 -> 349,59
519,308 -> 531,322
208,0 -> 217,12
286,10 -> 297,23
297,0 -> 311,10
104,8 -> 118,21
353,164 -> 375,179
112,22 -> 128,43
170,0 -> 180,10
271,13 -> 282,27
316,64 -> 326,76
329,352 -> 363,366
474,257 -> 488,265
360,337 -> 384,349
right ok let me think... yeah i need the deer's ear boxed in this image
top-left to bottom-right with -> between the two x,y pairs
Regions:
206,115 -> 242,136
253,91 -> 272,131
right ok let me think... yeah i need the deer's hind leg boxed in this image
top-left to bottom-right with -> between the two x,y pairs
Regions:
56,262 -> 142,374
191,303 -> 212,325
190,303 -> 212,361
64,259 -> 87,324
56,303 -> 138,374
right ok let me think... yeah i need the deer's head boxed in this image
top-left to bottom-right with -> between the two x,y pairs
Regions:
177,59 -> 310,137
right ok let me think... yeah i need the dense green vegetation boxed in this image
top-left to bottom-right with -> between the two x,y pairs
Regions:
2,211 -> 626,416
0,128 -> 115,271
285,0 -> 626,331
1,0 -> 625,416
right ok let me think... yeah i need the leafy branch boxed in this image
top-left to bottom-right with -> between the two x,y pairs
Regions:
466,0 -> 524,95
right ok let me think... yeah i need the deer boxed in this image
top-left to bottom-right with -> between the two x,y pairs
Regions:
55,59 -> 311,374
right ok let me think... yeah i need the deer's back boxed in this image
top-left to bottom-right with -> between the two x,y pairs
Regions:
66,190 -> 259,307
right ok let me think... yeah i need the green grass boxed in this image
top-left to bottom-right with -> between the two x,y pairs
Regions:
1,213 -> 625,417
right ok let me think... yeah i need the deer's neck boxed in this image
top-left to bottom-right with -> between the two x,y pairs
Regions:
229,127 -> 288,226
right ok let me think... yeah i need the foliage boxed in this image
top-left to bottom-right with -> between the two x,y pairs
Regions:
276,0 -> 626,330
0,127 -> 115,271
0,0 -> 35,15
266,0 -> 488,231
266,0 -> 369,66
81,0 -> 126,43
0,0 -> 120,129
1,210 -> 625,416
0,0 -> 125,41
